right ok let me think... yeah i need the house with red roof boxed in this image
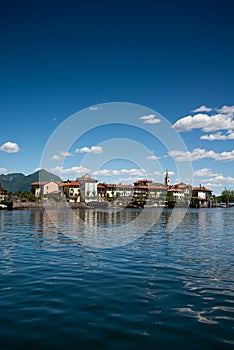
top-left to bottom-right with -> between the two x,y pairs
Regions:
30,181 -> 60,197
191,185 -> 212,207
60,180 -> 80,202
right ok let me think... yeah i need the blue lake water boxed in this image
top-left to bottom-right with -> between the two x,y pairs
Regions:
0,208 -> 233,349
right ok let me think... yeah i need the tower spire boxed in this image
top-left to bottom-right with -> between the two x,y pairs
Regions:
165,170 -> 170,186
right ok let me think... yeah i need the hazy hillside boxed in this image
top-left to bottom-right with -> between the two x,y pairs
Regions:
0,169 -> 61,193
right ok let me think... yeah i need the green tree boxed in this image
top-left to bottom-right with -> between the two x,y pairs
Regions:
15,191 -> 37,202
221,188 -> 234,204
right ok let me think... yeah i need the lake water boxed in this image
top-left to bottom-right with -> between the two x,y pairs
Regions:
0,208 -> 233,349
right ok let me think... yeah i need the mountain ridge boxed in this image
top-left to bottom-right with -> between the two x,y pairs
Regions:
0,169 -> 61,193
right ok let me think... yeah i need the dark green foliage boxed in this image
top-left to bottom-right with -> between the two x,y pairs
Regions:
0,169 -> 61,193
14,191 -> 37,202
221,188 -> 234,204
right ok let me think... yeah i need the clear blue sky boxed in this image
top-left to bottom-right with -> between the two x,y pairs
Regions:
1,0 -> 234,194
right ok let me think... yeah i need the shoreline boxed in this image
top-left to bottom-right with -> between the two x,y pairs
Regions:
10,201 -> 90,210
3,201 -> 232,211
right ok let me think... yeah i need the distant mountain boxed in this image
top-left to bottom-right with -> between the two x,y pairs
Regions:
0,169 -> 61,193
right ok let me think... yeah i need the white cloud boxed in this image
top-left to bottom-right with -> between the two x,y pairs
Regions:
146,155 -> 160,160
173,113 -> 234,132
200,130 -> 234,141
173,105 -> 234,134
51,155 -> 60,161
191,167 -> 234,191
51,166 -> 90,177
215,150 -> 234,161
139,114 -> 161,125
0,167 -> 7,173
168,148 -> 234,162
92,168 -> 145,177
202,175 -> 234,188
75,146 -> 103,154
0,141 -> 19,153
194,168 -> 220,177
89,106 -> 102,111
51,151 -> 72,160
192,105 -> 213,113
216,105 -> 234,114
76,147 -> 90,153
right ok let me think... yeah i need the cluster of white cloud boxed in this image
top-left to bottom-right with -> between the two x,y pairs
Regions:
139,114 -> 161,124
0,167 -> 7,173
201,130 -> 234,141
168,148 -> 234,162
51,151 -> 72,161
0,141 -> 19,153
171,105 -> 234,192
75,146 -> 103,154
173,105 -> 234,140
193,168 -> 219,177
92,168 -> 145,177
51,146 -> 103,160
194,168 -> 234,188
51,166 -> 91,177
192,106 -> 213,113
50,166 -> 149,181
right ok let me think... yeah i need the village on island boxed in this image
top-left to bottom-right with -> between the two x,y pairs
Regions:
26,171 -> 216,209
1,170 -> 233,210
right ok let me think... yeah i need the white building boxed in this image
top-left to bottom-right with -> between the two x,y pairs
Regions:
77,174 -> 98,202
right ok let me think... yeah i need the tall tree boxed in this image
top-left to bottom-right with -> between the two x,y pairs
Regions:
221,189 -> 234,204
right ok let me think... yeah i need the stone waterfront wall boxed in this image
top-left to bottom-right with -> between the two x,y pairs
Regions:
12,201 -> 89,210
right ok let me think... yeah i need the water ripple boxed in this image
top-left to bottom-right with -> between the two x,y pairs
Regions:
0,209 -> 233,349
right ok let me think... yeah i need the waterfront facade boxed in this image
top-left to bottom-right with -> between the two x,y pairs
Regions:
30,173 -> 213,208
191,185 -> 213,208
60,180 -> 80,202
30,181 -> 59,197
77,174 -> 98,202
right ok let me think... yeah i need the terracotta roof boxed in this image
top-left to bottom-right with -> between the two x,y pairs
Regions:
167,188 -> 184,192
134,184 -> 166,190
134,179 -> 153,185
105,184 -> 117,188
175,183 -> 191,188
30,181 -> 49,186
192,186 -> 212,192
116,184 -> 133,189
97,184 -> 107,189
60,181 -> 79,187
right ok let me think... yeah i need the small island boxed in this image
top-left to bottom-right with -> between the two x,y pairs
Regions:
1,170 -> 233,210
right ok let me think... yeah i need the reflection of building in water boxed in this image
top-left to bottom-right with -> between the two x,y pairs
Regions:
79,209 -> 142,227
31,210 -> 59,239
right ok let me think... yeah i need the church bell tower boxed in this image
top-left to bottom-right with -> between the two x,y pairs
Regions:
165,170 -> 170,186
